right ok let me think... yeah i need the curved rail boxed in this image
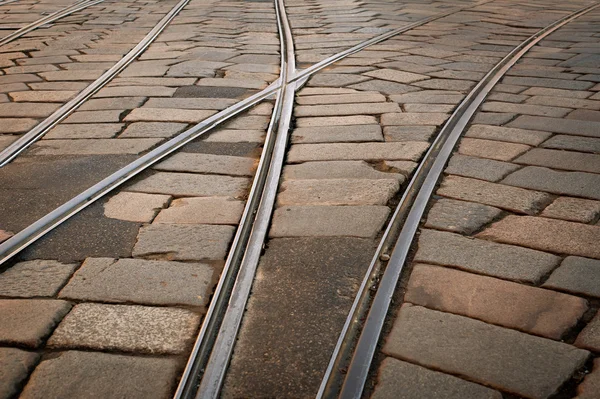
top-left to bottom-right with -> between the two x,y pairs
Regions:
317,2 -> 600,398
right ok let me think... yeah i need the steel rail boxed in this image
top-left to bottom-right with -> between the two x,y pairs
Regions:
0,0 -> 105,47
318,3 -> 600,398
0,0 -> 192,167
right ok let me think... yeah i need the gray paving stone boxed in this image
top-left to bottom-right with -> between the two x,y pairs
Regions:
144,97 -> 236,110
459,138 -> 530,161
64,110 -> 122,124
9,90 -> 76,102
120,122 -> 187,138
472,112 -> 515,126
438,175 -> 552,214
204,129 -> 264,143
364,68 -> 429,84
466,125 -> 551,146
45,123 -> 123,139
154,152 -> 255,176
127,172 -> 248,197
424,198 -> 502,234
542,135 -> 600,154
21,351 -> 178,399
111,77 -> 196,87
544,257 -> 600,298
294,102 -> 400,117
103,192 -> 169,223
0,102 -> 59,118
0,348 -> 39,399
521,87 -> 592,99
132,223 -> 234,261
287,142 -> 428,163
478,215 -> 600,259
39,70 -> 103,81
0,299 -> 71,348
446,154 -> 520,182
291,125 -> 383,143
406,264 -> 587,339
31,138 -> 161,155
576,313 -> 600,352
296,115 -> 377,127
503,76 -> 593,90
384,305 -> 589,399
307,73 -> 370,87
526,96 -> 600,111
508,115 -> 600,138
174,85 -> 251,99
154,197 -> 244,225
79,97 -> 146,111
372,357 -> 501,399
542,197 -> 600,223
196,77 -> 266,90
282,161 -> 403,181
278,178 -> 399,206
577,358 -> 600,399
414,229 -> 559,283
95,86 -> 177,98
59,257 -> 212,307
166,60 -> 229,77
383,126 -> 437,142
384,160 -> 419,176
0,260 -> 77,298
381,112 -> 448,126
296,93 -> 386,105
390,90 -> 464,104
269,205 -> 389,238
413,79 -> 473,91
515,148 -> 600,174
0,118 -> 37,134
124,108 -> 215,123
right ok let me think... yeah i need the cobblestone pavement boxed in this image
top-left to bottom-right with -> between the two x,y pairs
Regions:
0,0 -> 599,398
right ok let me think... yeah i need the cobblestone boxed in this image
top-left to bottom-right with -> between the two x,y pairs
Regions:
120,122 -> 188,138
155,152 -> 255,176
291,125 -> 383,143
544,256 -> 600,298
508,115 -> 600,138
541,197 -> 600,223
45,124 -> 123,139
0,348 -> 39,399
104,192 -> 170,223
503,166 -> 600,200
424,198 -> 502,234
277,179 -> 399,206
577,358 -> 600,398
294,102 -> 400,117
381,112 -> 448,126
458,138 -> 530,161
0,260 -> 77,298
445,154 -> 520,182
32,138 -> 161,155
515,148 -> 600,174
282,161 -> 402,181
154,197 -> 244,225
576,313 -> 600,352
127,172 -> 249,197
465,124 -> 551,146
542,135 -> 600,153
287,142 -> 429,162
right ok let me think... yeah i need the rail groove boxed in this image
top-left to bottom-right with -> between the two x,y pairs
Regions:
317,2 -> 600,398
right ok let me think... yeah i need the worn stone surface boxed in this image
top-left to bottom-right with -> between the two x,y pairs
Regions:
127,172 -> 249,197
120,122 -> 188,138
508,116 -> 600,138
406,264 -> 587,339
515,148 -> 600,174
132,223 -> 234,261
364,68 -> 429,83
445,154 -> 520,182
384,305 -> 589,399
575,313 -> 600,352
577,358 -> 600,399
294,102 -> 400,117
270,206 -> 389,238
59,258 -> 213,307
278,178 -> 399,206
415,229 -> 559,283
283,161 -> 402,181
544,256 -> 600,298
154,197 -> 244,224
458,138 -> 530,161
48,303 -> 199,354
503,166 -> 600,200
478,216 -> 600,259
124,108 -> 215,123
20,351 -> 178,399
291,125 -> 383,143
424,198 -> 502,234
155,152 -> 255,176
542,197 -> 600,223
381,112 -> 448,126
45,124 -> 123,139
103,192 -> 170,223
0,348 -> 39,399
438,175 -> 552,214
287,142 -> 429,162
296,115 -> 377,127
542,135 -> 600,154
31,139 -> 161,156
372,357 -> 502,399
0,260 -> 77,298
0,300 -> 71,348
383,126 -> 437,142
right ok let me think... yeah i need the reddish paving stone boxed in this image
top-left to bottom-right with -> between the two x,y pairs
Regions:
577,358 -> 600,399
0,260 -> 77,298
478,216 -> 600,259
458,138 -> 530,161
0,348 -> 39,399
0,300 -> 71,348
384,305 -> 590,399
372,357 -> 501,399
541,197 -> 600,224
405,264 -> 587,339
20,351 -> 178,399
544,257 -> 600,298
576,314 -> 600,353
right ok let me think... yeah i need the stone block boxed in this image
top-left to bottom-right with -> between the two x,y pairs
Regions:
155,152 -> 255,176
127,172 -> 249,197
104,192 -> 169,222
287,142 -> 429,163
0,348 -> 39,399
544,256 -> 600,298
541,197 -> 600,223
154,197 -> 244,225
0,260 -> 77,298
424,198 -> 502,234
445,154 -> 519,182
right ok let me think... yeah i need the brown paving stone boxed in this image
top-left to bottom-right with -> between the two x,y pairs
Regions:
544,257 -> 600,298
0,260 -> 77,298
424,198 -> 502,234
458,138 -> 530,161
381,112 -> 448,126
405,264 -> 587,339
515,148 -> 600,174
414,229 -> 559,283
465,124 -> 551,146
154,152 -> 255,176
287,142 -> 429,163
0,348 -> 39,399
154,197 -> 244,225
576,313 -> 600,353
542,197 -> 600,223
445,154 -> 520,182
384,305 -> 590,399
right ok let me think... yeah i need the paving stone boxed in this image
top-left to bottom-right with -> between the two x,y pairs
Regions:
127,172 -> 248,197
124,108 -> 215,123
544,257 -> 600,298
424,198 -> 502,234
478,215 -> 600,259
307,73 -> 370,87
576,358 -> 600,399
79,97 -> 146,111
64,110 -> 122,123
287,142 -> 428,163
196,77 -> 266,90
0,118 -> 37,134
31,138 -> 161,155
508,116 -> 600,138
472,112 -> 515,126
47,303 -> 200,353
414,229 -> 559,283
385,160 -> 419,175
438,175 -> 551,214
0,102 -> 59,118
0,74 -> 41,84
45,123 -> 123,139
39,70 -> 103,81
384,304 -> 589,399
204,129 -> 264,143
503,76 -> 593,90
542,197 -> 600,223
413,79 -> 473,91
21,351 -> 179,399
103,192 -> 169,223
296,115 -> 377,127
372,357 -> 501,399
0,300 -> 71,348
364,68 -> 429,84
349,79 -> 420,95
0,260 -> 77,298
144,97 -> 236,110
381,112 -> 448,126
526,96 -> 600,111
291,125 -> 383,143
283,161 -> 402,181
390,91 -> 464,104
155,152 -> 255,176
482,101 -> 571,117
521,87 -> 592,99
9,91 -> 77,102
406,264 -> 587,339
132,223 -> 234,261
154,197 -> 244,224
383,126 -> 437,142
174,85 -> 251,99
0,229 -> 12,243
278,178 -> 399,206
515,148 -> 600,174
445,154 -> 520,182
542,135 -> 600,154
95,86 -> 177,98
0,348 -> 39,399
576,313 -> 600,352
296,93 -> 386,105
459,138 -> 530,161
503,166 -> 600,200
269,205 -> 389,238
294,102 -> 400,117
59,257 -> 212,307
111,78 -> 196,87
466,124 -> 551,146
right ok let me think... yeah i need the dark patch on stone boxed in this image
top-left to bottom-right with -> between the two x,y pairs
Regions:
222,237 -> 375,398
180,141 -> 261,157
173,86 -> 253,99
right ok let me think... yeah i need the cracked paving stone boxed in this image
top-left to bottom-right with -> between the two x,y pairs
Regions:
104,192 -> 170,223
154,152 -> 255,176
544,256 -> 600,298
0,299 -> 71,348
47,303 -> 199,354
287,142 -> 429,163
127,172 -> 249,197
0,348 -> 39,399
414,229 -> 559,283
20,351 -> 178,399
541,197 -> 600,223
0,260 -> 77,298
154,197 -> 244,225
384,305 -> 589,399
424,198 -> 502,234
